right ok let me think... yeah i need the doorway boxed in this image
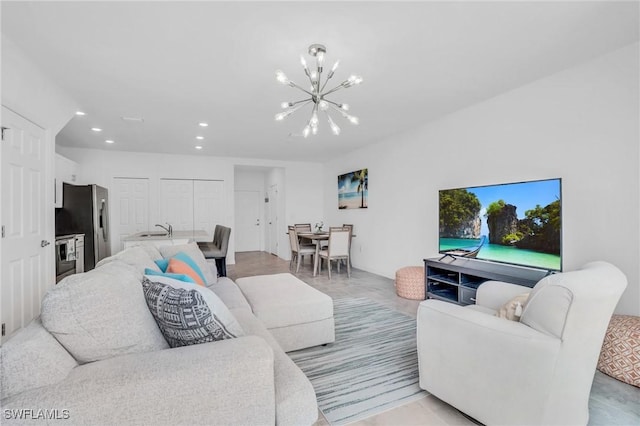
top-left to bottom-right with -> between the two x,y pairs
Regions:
267,184 -> 278,255
234,190 -> 261,252
1,106 -> 50,342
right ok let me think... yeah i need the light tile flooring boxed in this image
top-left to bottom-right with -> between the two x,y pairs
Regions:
229,251 -> 640,426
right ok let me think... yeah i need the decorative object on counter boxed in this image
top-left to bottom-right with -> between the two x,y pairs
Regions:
275,43 -> 363,137
338,169 -> 368,209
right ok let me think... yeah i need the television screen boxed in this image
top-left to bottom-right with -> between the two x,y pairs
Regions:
439,178 -> 562,271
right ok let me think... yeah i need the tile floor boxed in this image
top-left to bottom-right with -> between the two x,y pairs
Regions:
229,251 -> 640,426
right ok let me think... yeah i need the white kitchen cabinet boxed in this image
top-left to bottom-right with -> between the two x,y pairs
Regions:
54,154 -> 79,207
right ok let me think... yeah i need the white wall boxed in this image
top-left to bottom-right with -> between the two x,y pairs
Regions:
58,147 -> 324,264
323,43 -> 640,315
1,35 -> 77,134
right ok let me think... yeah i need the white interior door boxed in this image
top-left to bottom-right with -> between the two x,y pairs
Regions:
160,179 -> 194,232
268,184 -> 278,255
1,107 -> 50,341
194,179 -> 224,241
235,190 -> 261,252
113,177 -> 149,253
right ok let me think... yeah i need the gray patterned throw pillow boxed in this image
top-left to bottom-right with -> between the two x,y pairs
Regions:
141,277 -> 242,347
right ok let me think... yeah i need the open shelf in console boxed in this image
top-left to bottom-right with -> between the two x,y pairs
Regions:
424,257 -> 549,306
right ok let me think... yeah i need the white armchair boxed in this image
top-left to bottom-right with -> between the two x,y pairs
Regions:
417,261 -> 627,426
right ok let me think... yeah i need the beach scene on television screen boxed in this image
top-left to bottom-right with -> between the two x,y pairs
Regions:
439,179 -> 561,270
338,169 -> 368,209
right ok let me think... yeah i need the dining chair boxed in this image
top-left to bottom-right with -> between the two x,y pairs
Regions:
318,228 -> 351,279
294,223 -> 312,232
288,226 -> 316,273
342,224 -> 354,267
294,223 -> 315,249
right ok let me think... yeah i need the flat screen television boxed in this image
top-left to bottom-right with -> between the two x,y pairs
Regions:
439,178 -> 562,271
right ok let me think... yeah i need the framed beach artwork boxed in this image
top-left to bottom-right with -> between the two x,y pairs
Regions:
338,168 -> 368,209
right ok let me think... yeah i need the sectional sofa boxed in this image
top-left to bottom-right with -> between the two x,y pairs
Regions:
1,243 -> 329,425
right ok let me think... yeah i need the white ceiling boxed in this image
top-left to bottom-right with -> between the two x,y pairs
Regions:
2,1 -> 638,162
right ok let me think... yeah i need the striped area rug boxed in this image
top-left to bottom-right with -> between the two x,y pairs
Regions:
288,297 -> 426,425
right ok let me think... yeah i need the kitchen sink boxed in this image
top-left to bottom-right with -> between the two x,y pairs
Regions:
138,232 -> 168,237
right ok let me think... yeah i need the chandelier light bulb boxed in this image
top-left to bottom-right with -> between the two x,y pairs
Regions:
303,125 -> 311,138
310,71 -> 318,81
281,102 -> 291,109
347,114 -> 359,125
319,100 -> 329,111
331,60 -> 340,72
275,110 -> 294,121
312,126 -> 319,135
347,75 -> 364,86
300,55 -> 308,70
317,51 -> 325,66
340,103 -> 350,111
328,115 -> 341,135
310,112 -> 319,128
275,70 -> 289,85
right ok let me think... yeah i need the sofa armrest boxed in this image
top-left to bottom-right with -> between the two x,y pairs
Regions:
2,336 -> 275,426
417,300 -> 560,424
475,280 -> 532,310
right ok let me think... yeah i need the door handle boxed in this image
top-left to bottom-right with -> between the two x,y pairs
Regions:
41,240 -> 50,247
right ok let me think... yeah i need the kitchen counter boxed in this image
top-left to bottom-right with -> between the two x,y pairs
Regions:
122,230 -> 210,249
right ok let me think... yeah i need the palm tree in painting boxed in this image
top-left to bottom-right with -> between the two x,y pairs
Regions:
353,168 -> 368,208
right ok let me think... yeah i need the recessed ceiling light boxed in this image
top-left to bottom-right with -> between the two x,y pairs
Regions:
196,136 -> 204,140
91,127 -> 102,132
105,140 -> 114,144
195,145 -> 203,150
121,116 -> 144,123
75,111 -> 86,116
198,122 -> 208,127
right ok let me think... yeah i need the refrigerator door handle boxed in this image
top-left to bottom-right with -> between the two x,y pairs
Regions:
100,199 -> 108,242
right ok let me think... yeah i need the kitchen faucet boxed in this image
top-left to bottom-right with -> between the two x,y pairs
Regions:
155,223 -> 173,237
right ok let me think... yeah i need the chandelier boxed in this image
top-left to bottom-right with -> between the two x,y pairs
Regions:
275,43 -> 363,137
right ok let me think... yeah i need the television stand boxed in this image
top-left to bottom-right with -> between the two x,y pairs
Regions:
424,257 -> 549,306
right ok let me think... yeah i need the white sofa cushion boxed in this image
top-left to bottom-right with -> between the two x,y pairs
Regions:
520,284 -> 573,338
41,261 -> 169,364
1,318 -> 78,399
96,245 -> 161,274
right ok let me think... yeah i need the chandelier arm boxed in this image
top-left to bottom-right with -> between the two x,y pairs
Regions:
324,99 -> 344,109
292,100 -> 313,112
290,98 -> 312,107
323,83 -> 348,97
328,103 -> 344,114
319,72 -> 334,93
290,81 -> 315,97
316,62 -> 323,95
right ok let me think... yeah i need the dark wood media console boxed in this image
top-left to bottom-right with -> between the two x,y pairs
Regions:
423,257 -> 550,305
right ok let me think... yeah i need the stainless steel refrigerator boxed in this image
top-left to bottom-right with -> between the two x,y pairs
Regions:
56,183 -> 111,271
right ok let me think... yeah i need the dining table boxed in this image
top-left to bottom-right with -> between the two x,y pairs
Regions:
297,231 -> 356,277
